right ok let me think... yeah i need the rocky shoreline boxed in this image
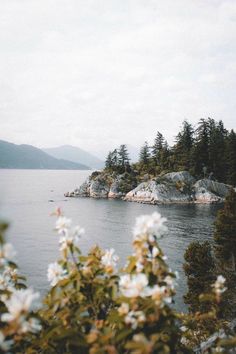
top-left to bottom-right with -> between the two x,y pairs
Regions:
65,170 -> 233,204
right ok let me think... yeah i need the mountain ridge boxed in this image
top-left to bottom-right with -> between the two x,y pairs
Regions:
43,145 -> 104,169
0,140 -> 90,170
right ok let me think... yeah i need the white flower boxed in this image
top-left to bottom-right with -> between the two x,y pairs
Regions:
152,246 -> 160,257
47,262 -> 67,287
119,273 -> 152,298
73,225 -> 85,238
135,261 -> 144,272
0,243 -> 16,265
213,275 -> 227,295
180,326 -> 188,332
101,248 -> 119,272
55,217 -> 72,234
150,285 -> 172,307
20,317 -> 42,333
0,331 -> 13,351
133,212 -> 167,242
0,272 -> 15,293
58,224 -> 84,253
1,289 -> 40,323
125,310 -> 146,329
164,275 -> 175,290
59,232 -> 77,251
118,302 -> 129,316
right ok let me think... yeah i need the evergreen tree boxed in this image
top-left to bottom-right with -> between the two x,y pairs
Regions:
225,130 -> 236,186
118,145 -> 130,170
152,131 -> 164,166
192,118 -> 210,178
105,149 -> 118,170
183,241 -> 215,312
111,149 -> 118,168
139,141 -> 150,166
214,188 -> 236,272
208,119 -> 227,182
174,120 -> 194,171
161,140 -> 171,171
105,151 -> 113,169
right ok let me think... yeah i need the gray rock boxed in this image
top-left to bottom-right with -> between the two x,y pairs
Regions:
193,179 -> 232,203
124,180 -> 192,204
89,177 -> 110,198
65,170 -> 233,204
163,171 -> 196,185
108,179 -> 126,199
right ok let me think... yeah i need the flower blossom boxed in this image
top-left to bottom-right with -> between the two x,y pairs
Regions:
151,285 -> 172,307
133,212 -> 167,242
213,275 -> 227,296
0,272 -> 15,293
118,302 -> 129,316
119,273 -> 152,298
55,216 -> 72,234
20,317 -> 42,333
0,332 -> 13,352
125,310 -> 146,329
101,248 -> 119,273
1,289 -> 40,324
59,226 -> 84,252
0,243 -> 16,266
47,262 -> 67,287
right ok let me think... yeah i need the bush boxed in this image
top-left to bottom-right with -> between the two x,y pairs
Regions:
0,212 -> 233,353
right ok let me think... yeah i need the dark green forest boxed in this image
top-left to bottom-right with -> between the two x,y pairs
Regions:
105,118 -> 236,185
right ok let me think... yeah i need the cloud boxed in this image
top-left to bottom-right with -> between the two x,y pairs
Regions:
0,0 -> 235,157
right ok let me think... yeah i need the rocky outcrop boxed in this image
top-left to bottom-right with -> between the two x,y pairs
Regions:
65,171 -> 137,199
193,179 -> 232,203
65,170 -> 233,204
124,172 -> 194,204
163,171 -> 196,185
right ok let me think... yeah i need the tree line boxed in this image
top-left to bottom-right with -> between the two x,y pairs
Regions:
105,118 -> 236,185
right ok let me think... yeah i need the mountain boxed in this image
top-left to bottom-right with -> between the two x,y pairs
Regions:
0,140 -> 90,170
43,145 -> 104,169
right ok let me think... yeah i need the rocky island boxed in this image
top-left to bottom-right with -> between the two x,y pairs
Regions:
65,170 -> 233,204
65,118 -> 236,205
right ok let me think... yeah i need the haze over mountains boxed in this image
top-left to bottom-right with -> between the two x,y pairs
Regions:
0,140 -> 90,170
43,145 -> 104,169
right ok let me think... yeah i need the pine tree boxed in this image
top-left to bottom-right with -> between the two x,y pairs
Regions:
214,189 -> 236,272
208,119 -> 227,182
192,118 -> 210,178
174,120 -> 194,171
118,145 -> 130,171
105,152 -> 113,169
105,149 -> 118,170
183,241 -> 215,312
152,131 -> 164,166
225,130 -> 236,186
139,142 -> 150,166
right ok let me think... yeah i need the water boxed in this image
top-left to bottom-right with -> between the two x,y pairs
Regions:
0,169 -> 220,311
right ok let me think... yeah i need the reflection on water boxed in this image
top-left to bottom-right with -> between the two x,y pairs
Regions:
0,170 -> 220,311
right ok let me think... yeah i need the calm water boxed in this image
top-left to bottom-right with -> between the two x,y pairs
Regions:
0,170 -> 220,311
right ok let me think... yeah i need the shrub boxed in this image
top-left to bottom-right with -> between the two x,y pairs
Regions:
0,211 -> 233,353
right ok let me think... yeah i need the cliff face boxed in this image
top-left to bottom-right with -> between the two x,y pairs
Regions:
65,171 -> 233,204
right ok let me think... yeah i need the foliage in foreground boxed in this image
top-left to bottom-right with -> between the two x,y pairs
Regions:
0,210 -> 235,353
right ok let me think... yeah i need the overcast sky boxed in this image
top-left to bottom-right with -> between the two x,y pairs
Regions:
0,0 -> 236,158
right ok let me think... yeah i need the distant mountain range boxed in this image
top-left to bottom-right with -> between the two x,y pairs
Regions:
0,140 -> 90,170
43,145 -> 104,169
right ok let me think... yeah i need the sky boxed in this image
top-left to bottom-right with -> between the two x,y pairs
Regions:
0,0 -> 236,159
